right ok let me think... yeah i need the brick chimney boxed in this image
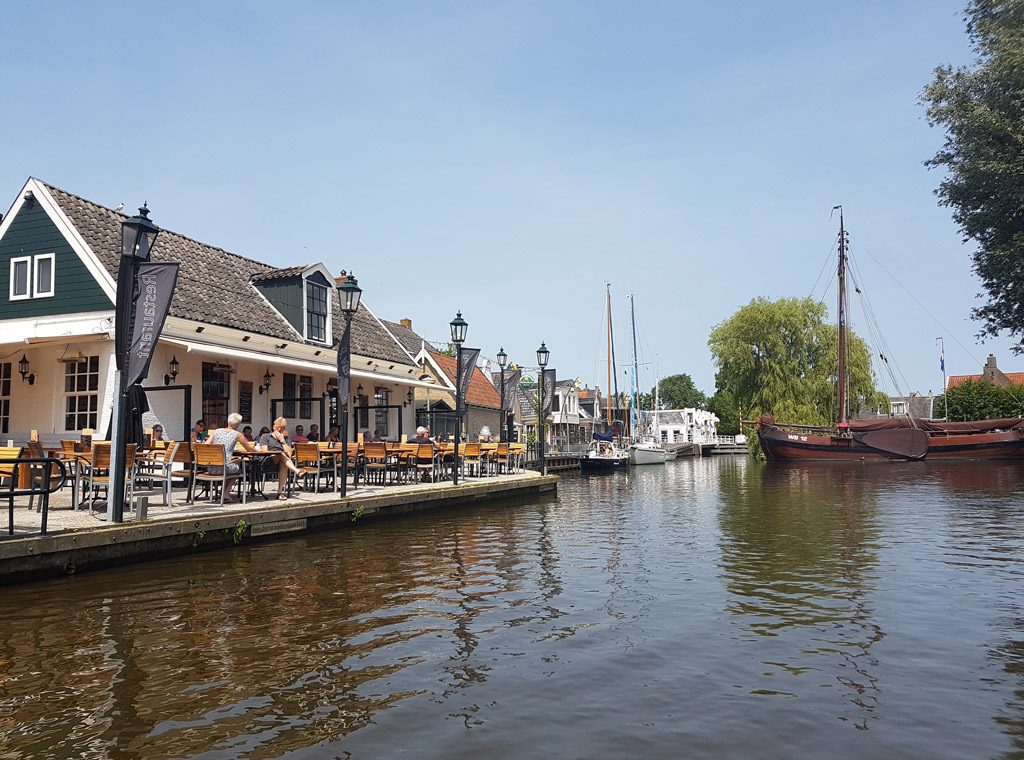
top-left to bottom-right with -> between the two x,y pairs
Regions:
982,354 -> 1010,385
400,318 -> 412,329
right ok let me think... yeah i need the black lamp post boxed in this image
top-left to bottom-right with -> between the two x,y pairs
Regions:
337,272 -> 362,497
496,346 -> 508,443
110,204 -> 160,523
450,311 -> 468,485
536,341 -> 549,476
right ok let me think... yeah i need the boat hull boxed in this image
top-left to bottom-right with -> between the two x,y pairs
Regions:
759,425 -> 1024,461
630,446 -> 668,465
580,455 -> 630,472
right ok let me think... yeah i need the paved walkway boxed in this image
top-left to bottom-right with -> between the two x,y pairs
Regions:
1,471 -> 540,537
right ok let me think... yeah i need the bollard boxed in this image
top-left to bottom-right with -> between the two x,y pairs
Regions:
136,496 -> 149,521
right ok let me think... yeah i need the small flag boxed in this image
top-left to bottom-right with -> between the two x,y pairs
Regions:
940,345 -> 945,373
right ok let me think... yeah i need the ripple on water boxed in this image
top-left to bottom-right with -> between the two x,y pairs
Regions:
2,459 -> 1024,758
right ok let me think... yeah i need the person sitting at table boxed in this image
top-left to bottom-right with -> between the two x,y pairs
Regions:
190,419 -> 208,443
325,426 -> 341,443
259,417 -> 302,500
370,428 -> 387,442
258,426 -> 271,437
242,425 -> 255,442
409,426 -> 433,445
207,412 -> 255,502
306,424 -> 321,442
478,426 -> 493,443
292,425 -> 309,443
152,424 -> 166,443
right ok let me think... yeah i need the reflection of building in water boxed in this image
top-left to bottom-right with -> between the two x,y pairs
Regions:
716,461 -> 885,729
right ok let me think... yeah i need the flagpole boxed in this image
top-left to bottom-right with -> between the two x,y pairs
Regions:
937,336 -> 947,420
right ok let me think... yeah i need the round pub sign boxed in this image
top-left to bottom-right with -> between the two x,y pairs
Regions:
520,375 -> 535,389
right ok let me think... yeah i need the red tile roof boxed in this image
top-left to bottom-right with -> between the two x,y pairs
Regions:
947,372 -> 1024,389
430,351 -> 501,409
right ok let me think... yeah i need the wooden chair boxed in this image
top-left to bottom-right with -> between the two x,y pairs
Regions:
295,442 -> 332,493
192,442 -> 246,506
362,442 -> 389,485
509,443 -> 525,473
494,443 -> 511,475
413,444 -> 438,482
461,443 -> 482,477
81,443 -> 138,509
137,441 -> 181,506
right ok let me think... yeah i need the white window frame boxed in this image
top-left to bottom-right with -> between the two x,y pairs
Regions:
32,253 -> 55,298
300,266 -> 334,346
9,256 -> 31,301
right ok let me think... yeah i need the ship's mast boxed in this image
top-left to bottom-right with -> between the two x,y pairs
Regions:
836,206 -> 849,426
605,283 -> 613,426
629,293 -> 639,439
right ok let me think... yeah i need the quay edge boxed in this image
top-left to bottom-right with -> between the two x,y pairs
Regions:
0,475 -> 558,587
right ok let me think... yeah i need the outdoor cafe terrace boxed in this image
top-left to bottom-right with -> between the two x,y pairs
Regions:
2,437 -> 534,537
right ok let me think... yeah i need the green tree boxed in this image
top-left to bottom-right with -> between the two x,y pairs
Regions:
638,373 -> 709,410
921,1 -> 1024,347
708,297 -> 880,426
708,388 -> 740,435
945,380 -> 1024,419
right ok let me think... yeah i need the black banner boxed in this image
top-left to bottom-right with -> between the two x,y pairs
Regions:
502,369 -> 521,412
542,369 -> 556,417
121,262 -> 179,386
458,348 -> 480,402
336,318 -> 352,403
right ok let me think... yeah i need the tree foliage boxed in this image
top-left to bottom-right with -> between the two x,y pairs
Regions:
708,388 -> 740,435
921,1 -> 1024,348
945,380 -> 1024,419
637,373 -> 709,410
708,297 -> 880,425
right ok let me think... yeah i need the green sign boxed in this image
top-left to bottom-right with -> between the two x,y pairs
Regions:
520,375 -> 535,389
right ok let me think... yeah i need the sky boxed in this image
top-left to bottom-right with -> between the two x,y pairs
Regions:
1,1 -> 1015,398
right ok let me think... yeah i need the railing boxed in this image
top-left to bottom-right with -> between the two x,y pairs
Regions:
4,457 -> 69,536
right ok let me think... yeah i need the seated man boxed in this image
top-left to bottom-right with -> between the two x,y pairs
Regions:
306,424 -> 321,442
258,417 -> 302,500
409,426 -> 433,445
292,425 -> 309,443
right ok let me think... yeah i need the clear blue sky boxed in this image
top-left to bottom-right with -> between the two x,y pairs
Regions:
1,1 -> 1014,397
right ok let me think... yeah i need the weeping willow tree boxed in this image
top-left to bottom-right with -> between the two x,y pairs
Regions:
708,297 -> 884,426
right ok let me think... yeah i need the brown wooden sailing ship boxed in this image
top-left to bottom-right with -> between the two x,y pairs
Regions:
757,209 -> 1024,462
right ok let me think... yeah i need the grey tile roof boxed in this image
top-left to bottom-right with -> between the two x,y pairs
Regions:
250,265 -> 312,284
380,319 -> 426,358
42,180 -> 413,366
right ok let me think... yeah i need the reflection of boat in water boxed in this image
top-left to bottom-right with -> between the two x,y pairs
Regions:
580,440 -> 630,472
758,208 -> 1024,462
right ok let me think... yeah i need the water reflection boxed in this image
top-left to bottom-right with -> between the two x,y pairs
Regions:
716,461 -> 884,728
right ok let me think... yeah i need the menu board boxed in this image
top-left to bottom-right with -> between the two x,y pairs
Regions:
239,380 -> 253,423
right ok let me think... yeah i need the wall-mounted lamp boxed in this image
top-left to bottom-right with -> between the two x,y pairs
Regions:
164,355 -> 180,385
18,354 -> 34,385
324,377 -> 338,398
404,388 -> 414,406
354,383 -> 363,403
258,369 -> 274,395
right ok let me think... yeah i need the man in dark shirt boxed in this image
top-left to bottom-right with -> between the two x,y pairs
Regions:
307,424 -> 321,442
409,426 -> 433,445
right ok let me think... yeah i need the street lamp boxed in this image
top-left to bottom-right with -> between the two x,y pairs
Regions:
451,311 -> 468,485
337,272 -> 362,497
164,355 -> 180,386
496,346 -> 508,442
111,204 -> 160,523
537,342 -> 549,476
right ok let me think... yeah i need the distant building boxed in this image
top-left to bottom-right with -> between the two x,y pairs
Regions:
648,409 -> 719,445
947,354 -> 1024,389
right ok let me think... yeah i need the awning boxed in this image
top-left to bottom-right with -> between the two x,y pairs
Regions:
162,338 -> 438,388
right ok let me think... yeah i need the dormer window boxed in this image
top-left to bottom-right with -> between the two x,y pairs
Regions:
306,280 -> 328,343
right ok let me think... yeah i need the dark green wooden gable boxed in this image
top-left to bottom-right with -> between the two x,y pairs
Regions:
0,201 -> 111,319
254,277 -> 303,335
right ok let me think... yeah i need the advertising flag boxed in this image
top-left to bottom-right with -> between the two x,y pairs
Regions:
458,348 -> 481,402
124,262 -> 179,386
542,370 -> 556,417
336,318 -> 352,402
502,369 -> 522,411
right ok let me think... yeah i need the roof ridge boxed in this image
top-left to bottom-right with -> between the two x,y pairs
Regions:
36,178 -> 278,271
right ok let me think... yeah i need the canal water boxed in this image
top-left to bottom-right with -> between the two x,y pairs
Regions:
2,458 -> 1024,759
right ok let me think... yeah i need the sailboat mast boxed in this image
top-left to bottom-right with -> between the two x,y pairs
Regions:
836,206 -> 849,425
606,284 -> 613,426
629,293 -> 639,439
610,289 -> 620,429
